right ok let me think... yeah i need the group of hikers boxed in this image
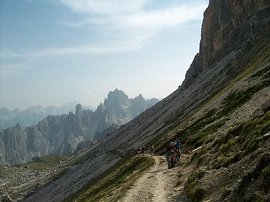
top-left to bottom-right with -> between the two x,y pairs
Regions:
164,139 -> 181,169
135,138 -> 181,169
136,145 -> 155,156
136,145 -> 146,155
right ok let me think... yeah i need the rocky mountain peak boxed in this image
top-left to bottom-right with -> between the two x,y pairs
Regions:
103,89 -> 130,117
105,89 -> 129,107
183,0 -> 270,88
134,94 -> 144,100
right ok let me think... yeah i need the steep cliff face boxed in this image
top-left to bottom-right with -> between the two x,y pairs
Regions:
183,0 -> 270,87
0,90 -> 158,164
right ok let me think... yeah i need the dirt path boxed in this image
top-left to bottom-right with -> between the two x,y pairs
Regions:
120,155 -> 179,202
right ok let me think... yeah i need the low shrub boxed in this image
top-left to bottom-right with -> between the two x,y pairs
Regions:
187,186 -> 206,202
187,169 -> 205,184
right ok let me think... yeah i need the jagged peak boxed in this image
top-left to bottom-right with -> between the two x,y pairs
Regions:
132,94 -> 145,101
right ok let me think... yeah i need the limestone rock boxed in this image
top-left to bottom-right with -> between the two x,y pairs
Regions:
183,0 -> 270,88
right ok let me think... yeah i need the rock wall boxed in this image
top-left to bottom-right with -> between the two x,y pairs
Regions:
183,0 -> 270,88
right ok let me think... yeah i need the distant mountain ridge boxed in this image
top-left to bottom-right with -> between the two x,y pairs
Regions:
0,89 -> 158,164
0,102 -> 94,129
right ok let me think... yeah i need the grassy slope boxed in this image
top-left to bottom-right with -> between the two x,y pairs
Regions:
67,155 -> 154,202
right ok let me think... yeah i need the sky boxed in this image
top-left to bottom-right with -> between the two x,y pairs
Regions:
0,0 -> 208,110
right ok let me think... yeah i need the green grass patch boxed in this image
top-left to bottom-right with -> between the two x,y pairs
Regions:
154,109 -> 225,156
187,169 -> 205,184
68,156 -> 154,202
188,118 -> 227,148
23,155 -> 69,169
175,110 -> 226,152
221,187 -> 232,199
262,165 -> 270,190
212,112 -> 270,169
187,186 -> 206,202
218,78 -> 270,117
251,64 -> 270,78
184,169 -> 206,201
213,152 -> 242,169
233,153 -> 270,201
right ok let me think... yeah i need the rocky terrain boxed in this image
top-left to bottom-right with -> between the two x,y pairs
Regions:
0,89 -> 158,165
1,0 -> 270,201
0,146 -> 99,201
0,162 -> 56,201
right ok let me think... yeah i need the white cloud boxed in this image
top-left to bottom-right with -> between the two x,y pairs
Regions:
122,5 -> 205,28
57,1 -> 206,52
0,63 -> 34,79
1,1 -> 207,59
56,1 -> 206,57
59,0 -> 151,15
0,40 -> 143,59
28,42 -> 142,57
59,3 -> 205,29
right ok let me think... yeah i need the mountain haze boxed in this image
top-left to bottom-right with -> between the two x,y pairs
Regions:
0,89 -> 158,164
0,102 -> 86,129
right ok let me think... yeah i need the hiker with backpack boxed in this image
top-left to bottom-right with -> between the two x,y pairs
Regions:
164,139 -> 182,169
164,145 -> 173,169
170,141 -> 180,165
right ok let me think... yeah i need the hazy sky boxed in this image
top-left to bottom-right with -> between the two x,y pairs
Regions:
0,0 -> 208,110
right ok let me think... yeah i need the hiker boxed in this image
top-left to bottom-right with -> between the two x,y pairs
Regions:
141,145 -> 145,156
175,138 -> 181,160
170,141 -> 180,165
164,145 -> 173,169
175,138 -> 181,154
137,146 -> 142,155
150,145 -> 155,156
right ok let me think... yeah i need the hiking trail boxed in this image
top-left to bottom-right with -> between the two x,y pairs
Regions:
120,155 -> 180,202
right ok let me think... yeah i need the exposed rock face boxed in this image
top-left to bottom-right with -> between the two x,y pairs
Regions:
183,0 -> 270,88
0,90 -> 158,164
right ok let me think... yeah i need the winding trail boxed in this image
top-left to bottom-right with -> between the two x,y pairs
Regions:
120,155 -> 179,202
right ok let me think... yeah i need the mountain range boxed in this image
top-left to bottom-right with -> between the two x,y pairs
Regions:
0,89 -> 158,164
0,102 -> 92,129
